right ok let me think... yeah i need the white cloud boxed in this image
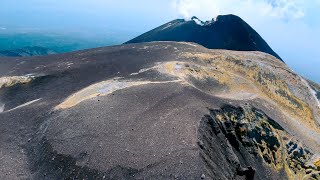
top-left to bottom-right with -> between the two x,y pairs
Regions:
172,0 -> 305,21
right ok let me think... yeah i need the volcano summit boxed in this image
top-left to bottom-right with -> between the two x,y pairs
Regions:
126,15 -> 282,61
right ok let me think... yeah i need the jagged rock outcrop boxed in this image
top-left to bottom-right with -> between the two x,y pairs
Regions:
0,42 -> 319,179
200,105 -> 320,179
0,75 -> 35,88
308,80 -> 320,101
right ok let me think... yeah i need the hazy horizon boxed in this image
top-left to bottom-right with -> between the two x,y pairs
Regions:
1,0 -> 320,83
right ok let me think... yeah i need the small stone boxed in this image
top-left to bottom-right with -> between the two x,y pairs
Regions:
296,164 -> 302,170
201,174 -> 206,179
306,169 -> 312,174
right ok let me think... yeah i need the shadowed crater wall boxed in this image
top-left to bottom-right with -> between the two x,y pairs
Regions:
198,105 -> 320,180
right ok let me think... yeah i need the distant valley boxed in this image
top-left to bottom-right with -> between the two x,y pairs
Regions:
0,28 -> 134,57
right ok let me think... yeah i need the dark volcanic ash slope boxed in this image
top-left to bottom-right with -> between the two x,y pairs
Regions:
125,14 -> 283,61
0,42 -> 320,180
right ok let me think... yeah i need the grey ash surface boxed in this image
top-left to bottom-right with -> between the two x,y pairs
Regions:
0,42 -> 312,179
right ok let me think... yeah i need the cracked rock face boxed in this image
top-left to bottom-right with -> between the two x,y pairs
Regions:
0,42 -> 319,179
308,80 -> 320,102
199,105 -> 319,180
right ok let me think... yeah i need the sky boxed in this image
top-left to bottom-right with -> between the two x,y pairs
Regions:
0,0 -> 320,83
